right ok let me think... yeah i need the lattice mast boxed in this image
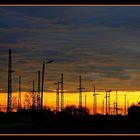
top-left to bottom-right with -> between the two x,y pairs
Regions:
18,76 -> 21,110
7,49 -> 14,112
37,71 -> 41,109
60,73 -> 64,111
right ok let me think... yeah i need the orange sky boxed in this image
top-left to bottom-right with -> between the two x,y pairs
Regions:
0,91 -> 140,115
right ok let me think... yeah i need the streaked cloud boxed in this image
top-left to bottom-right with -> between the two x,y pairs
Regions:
0,6 -> 140,92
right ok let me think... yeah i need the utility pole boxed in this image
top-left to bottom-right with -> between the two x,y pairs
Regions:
124,93 -> 126,115
116,90 -> 118,115
113,101 -> 116,115
79,75 -> 84,110
32,80 -> 35,109
102,100 -> 104,115
79,75 -> 82,109
37,71 -> 41,109
41,61 -> 45,110
60,73 -> 64,111
7,49 -> 14,113
57,81 -> 60,112
54,81 -> 60,112
18,76 -> 21,110
127,100 -> 129,115
93,85 -> 99,115
108,90 -> 111,115
41,60 -> 54,110
85,95 -> 87,112
105,91 -> 108,115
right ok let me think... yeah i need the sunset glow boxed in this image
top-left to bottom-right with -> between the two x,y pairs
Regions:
0,91 -> 140,115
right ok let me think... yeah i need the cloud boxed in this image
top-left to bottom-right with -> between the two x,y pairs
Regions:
1,6 -> 140,92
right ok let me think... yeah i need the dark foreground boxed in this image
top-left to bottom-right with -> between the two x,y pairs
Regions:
0,108 -> 140,134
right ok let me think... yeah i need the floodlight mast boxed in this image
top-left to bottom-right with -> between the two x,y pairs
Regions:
41,60 -> 54,110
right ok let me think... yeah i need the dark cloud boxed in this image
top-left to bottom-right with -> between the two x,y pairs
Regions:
0,6 -> 140,92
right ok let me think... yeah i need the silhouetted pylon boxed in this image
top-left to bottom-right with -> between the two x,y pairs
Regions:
85,94 -> 87,112
41,60 -> 54,110
105,91 -> 108,115
60,73 -> 64,111
108,90 -> 111,115
7,49 -> 15,113
54,81 -> 60,112
102,100 -> 104,115
37,71 -> 41,109
124,93 -> 127,115
116,90 -> 118,115
18,76 -> 21,110
32,80 -> 35,109
93,85 -> 99,115
78,75 -> 84,111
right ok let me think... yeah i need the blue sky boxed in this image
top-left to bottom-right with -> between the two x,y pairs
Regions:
0,6 -> 140,92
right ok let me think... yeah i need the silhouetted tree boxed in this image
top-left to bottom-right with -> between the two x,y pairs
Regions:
12,96 -> 18,111
128,105 -> 140,117
24,93 -> 31,109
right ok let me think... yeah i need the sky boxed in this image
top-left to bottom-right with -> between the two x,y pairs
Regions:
1,6 -> 140,93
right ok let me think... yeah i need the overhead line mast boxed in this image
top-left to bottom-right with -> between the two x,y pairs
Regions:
60,74 -> 64,111
7,49 -> 15,113
18,76 -> 21,110
79,75 -> 84,110
37,71 -> 41,109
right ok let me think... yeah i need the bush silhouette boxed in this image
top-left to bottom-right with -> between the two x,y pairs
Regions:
128,105 -> 140,117
62,105 -> 89,116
